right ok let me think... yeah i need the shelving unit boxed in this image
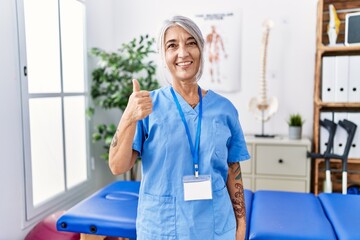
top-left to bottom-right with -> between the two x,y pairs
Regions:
313,0 -> 360,194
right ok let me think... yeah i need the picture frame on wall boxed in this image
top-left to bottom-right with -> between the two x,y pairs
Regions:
191,11 -> 242,93
345,12 -> 360,46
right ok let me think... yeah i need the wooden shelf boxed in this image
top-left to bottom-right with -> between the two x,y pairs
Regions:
317,102 -> 360,111
318,45 -> 360,55
312,0 -> 360,194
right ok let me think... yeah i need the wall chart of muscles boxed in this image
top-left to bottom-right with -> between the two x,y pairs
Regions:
249,19 -> 278,137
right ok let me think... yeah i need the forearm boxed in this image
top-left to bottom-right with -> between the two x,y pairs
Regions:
227,162 -> 246,240
108,79 -> 152,175
108,110 -> 138,175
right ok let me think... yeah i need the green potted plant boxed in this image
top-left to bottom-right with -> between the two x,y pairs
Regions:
287,113 -> 304,140
87,34 -> 160,180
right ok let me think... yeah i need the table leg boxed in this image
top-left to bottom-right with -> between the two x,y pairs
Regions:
80,234 -> 106,240
80,234 -> 129,240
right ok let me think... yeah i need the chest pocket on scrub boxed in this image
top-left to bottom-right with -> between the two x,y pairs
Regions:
214,121 -> 231,160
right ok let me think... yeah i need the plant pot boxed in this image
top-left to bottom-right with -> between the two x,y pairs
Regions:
289,126 -> 302,140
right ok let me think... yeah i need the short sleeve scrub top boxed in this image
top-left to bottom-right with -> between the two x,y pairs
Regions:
133,86 -> 250,240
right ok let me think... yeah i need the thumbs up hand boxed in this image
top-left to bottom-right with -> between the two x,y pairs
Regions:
123,79 -> 153,122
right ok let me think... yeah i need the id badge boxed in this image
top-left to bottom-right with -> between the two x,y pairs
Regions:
183,175 -> 212,201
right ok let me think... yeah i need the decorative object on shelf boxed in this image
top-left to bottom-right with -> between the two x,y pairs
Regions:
87,35 -> 160,180
249,19 -> 278,138
287,113 -> 304,140
327,4 -> 340,46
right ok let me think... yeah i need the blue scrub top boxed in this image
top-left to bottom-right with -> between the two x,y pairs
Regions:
133,86 -> 250,240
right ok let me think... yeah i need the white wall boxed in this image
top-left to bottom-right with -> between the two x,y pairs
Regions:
86,0 -> 120,190
112,0 -> 317,138
0,1 -> 26,238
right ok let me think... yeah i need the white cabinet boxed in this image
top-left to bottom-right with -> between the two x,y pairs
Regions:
241,136 -> 311,193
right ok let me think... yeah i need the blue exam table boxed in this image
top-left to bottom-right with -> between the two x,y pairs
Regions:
57,181 -> 360,240
319,193 -> 360,240
249,191 -> 337,240
57,181 -> 140,238
57,181 -> 253,239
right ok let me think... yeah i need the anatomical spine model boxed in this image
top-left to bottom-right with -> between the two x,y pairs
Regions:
249,19 -> 278,137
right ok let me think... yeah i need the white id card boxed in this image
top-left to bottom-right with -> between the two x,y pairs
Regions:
183,175 -> 212,201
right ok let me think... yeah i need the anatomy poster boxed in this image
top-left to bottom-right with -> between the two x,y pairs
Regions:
193,12 -> 242,92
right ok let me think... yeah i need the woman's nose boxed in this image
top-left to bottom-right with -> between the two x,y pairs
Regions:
177,45 -> 189,58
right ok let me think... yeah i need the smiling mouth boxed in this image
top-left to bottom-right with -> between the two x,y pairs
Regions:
176,61 -> 193,66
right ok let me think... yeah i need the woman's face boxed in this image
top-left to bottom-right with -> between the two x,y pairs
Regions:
164,25 -> 201,83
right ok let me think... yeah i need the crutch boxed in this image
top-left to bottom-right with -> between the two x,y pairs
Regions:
308,118 -> 337,193
325,119 -> 357,194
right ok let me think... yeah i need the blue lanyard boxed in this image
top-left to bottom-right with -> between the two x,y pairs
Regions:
170,86 -> 202,177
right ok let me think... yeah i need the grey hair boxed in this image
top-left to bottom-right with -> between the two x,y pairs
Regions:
157,15 -> 205,81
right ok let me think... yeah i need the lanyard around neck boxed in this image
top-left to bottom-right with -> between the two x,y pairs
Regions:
170,86 -> 203,177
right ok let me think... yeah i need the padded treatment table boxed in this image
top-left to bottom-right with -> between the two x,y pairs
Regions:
244,189 -> 253,240
249,190 -> 337,240
57,181 -> 140,239
319,193 -> 360,240
57,180 -> 254,239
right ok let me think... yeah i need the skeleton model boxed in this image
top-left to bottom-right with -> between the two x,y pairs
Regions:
249,19 -> 278,137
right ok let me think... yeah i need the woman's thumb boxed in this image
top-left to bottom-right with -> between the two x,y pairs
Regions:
133,79 -> 140,92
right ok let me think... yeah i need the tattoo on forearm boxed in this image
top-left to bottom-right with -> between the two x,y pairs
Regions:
232,183 -> 246,219
228,162 -> 246,219
111,129 -> 119,147
229,162 -> 242,180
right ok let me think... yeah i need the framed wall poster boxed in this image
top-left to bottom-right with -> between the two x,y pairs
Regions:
193,12 -> 242,93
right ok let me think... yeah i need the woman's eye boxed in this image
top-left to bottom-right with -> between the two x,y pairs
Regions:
188,41 -> 197,46
167,44 -> 176,49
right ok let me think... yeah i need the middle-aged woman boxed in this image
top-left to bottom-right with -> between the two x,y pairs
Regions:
109,15 -> 250,240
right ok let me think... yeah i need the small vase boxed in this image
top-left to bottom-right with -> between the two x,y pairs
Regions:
289,126 -> 302,140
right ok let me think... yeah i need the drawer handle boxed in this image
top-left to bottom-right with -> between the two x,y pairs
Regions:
278,159 -> 284,164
